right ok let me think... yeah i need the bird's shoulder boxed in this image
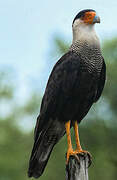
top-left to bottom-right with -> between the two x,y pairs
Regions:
50,51 -> 80,75
45,51 -> 81,91
40,51 -> 81,114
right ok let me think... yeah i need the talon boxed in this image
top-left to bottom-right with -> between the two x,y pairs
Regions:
75,149 -> 91,157
74,149 -> 92,167
66,148 -> 75,164
66,148 -> 81,164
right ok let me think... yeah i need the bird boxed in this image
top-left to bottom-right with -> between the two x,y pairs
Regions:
28,9 -> 106,179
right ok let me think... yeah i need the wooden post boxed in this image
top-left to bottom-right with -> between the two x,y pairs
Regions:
66,153 -> 91,180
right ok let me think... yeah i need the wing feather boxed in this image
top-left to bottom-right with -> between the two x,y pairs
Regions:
35,51 -> 80,136
94,59 -> 106,102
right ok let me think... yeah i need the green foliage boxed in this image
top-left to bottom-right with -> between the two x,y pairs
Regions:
0,70 -> 40,180
102,38 -> 117,63
0,37 -> 117,180
54,37 -> 70,54
0,72 -> 14,99
102,39 -> 117,117
0,119 -> 32,180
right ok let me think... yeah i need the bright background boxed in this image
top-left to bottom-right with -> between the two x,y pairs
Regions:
1,0 -> 117,94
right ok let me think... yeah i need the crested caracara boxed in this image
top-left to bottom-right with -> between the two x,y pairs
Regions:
28,9 -> 106,178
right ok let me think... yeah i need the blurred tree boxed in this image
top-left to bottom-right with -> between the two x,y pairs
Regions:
0,71 -> 41,180
102,38 -> 117,119
0,119 -> 32,180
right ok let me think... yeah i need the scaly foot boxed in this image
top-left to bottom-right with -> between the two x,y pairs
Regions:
66,148 -> 92,165
75,149 -> 92,161
66,148 -> 79,164
74,149 -> 92,166
75,149 -> 90,155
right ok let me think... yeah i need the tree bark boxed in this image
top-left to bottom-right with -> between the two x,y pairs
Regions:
66,153 -> 91,180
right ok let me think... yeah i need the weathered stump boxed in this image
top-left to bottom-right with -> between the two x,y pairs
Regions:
66,153 -> 91,180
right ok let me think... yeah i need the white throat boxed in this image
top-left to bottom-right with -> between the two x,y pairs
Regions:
72,19 -> 100,46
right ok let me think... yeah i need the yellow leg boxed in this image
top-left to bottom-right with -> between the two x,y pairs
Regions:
65,120 -> 74,164
74,121 -> 82,151
73,121 -> 90,155
65,120 -> 91,164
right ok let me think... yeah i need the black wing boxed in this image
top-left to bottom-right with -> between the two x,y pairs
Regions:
28,51 -> 80,178
94,58 -> 106,102
34,51 -> 80,137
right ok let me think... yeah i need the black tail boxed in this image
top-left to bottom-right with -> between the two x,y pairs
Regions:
28,118 -> 65,178
28,132 -> 55,178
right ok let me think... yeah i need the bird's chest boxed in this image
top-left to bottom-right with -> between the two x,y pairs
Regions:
80,53 -> 103,78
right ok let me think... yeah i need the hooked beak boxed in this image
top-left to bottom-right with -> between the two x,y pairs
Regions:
93,15 -> 100,24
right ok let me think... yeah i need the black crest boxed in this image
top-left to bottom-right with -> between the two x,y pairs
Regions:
73,9 -> 96,24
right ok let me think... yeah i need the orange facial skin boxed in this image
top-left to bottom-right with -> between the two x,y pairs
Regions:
81,11 -> 96,24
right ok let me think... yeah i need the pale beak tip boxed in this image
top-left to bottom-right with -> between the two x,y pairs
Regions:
93,15 -> 100,24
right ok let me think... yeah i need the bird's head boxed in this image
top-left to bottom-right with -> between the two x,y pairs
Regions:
73,9 -> 100,26
72,9 -> 100,43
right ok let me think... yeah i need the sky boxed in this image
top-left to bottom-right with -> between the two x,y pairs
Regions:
0,0 -> 117,97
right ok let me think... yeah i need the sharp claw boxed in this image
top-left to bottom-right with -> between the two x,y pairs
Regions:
74,154 -> 80,162
75,150 -> 90,155
66,149 -> 76,164
78,150 -> 92,159
66,149 -> 91,165
74,150 -> 92,167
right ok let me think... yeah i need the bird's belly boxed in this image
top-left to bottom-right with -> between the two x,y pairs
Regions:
58,73 -> 97,123
62,92 -> 94,123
